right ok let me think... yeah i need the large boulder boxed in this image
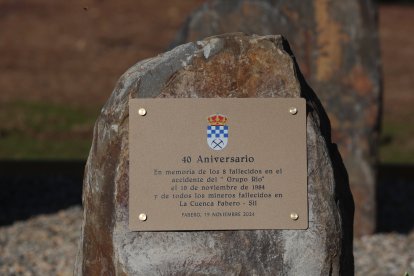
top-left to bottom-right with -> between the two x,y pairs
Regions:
75,34 -> 354,275
172,0 -> 381,237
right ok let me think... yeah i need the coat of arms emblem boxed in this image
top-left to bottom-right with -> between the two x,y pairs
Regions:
207,114 -> 228,150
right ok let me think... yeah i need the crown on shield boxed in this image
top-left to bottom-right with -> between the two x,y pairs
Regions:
208,114 -> 227,126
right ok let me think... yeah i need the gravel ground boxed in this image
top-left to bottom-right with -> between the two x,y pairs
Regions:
354,233 -> 414,276
0,206 -> 413,275
0,207 -> 82,276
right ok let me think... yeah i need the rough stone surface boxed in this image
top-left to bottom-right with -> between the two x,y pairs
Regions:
172,0 -> 381,237
75,34 -> 354,275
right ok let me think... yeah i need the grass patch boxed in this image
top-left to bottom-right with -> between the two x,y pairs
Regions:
0,100 -> 412,163
380,120 -> 414,164
0,101 -> 99,159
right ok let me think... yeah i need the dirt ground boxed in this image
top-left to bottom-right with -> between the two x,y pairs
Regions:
380,5 -> 414,122
377,5 -> 414,163
0,1 -> 413,161
0,0 -> 204,105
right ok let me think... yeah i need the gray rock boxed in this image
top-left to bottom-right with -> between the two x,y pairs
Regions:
172,0 -> 381,237
75,33 -> 354,275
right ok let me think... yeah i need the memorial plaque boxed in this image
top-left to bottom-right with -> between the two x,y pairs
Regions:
129,98 -> 307,231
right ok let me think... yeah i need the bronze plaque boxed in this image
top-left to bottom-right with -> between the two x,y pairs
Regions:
129,98 -> 307,231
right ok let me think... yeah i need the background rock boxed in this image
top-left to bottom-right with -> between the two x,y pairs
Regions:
172,0 -> 381,237
75,33 -> 353,275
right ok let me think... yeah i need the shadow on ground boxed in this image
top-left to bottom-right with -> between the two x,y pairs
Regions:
0,161 -> 413,233
376,164 -> 414,233
0,161 -> 83,226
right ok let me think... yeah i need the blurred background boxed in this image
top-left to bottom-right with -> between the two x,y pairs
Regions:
0,0 -> 413,275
